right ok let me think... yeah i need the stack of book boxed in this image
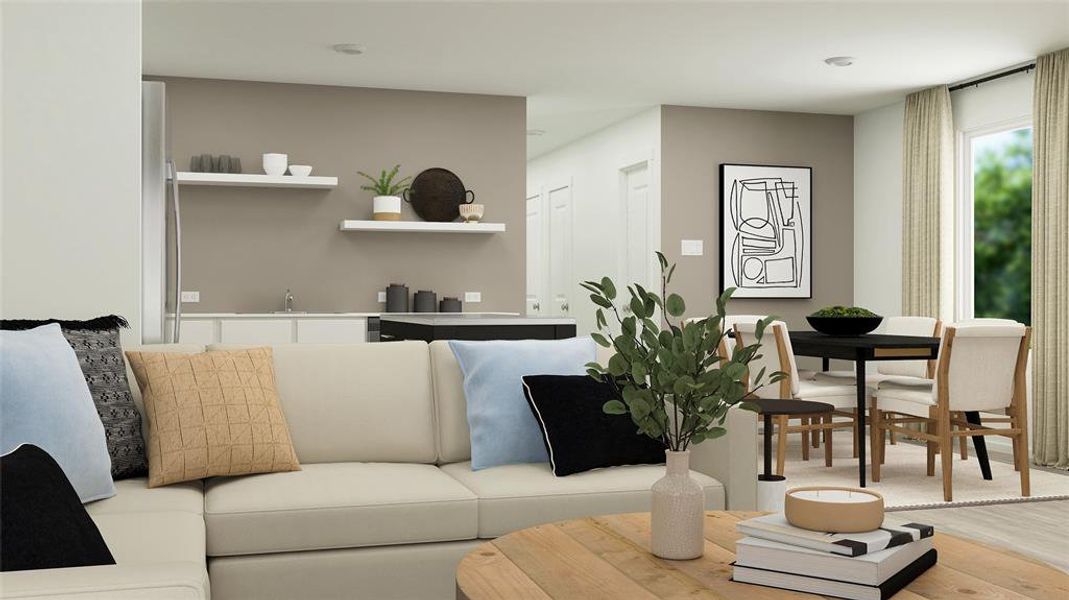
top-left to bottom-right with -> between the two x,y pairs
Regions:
732,513 -> 937,600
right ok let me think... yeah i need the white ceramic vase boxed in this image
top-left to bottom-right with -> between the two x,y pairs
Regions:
650,450 -> 705,560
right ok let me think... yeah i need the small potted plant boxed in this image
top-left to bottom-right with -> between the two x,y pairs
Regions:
806,305 -> 883,336
584,252 -> 782,560
358,165 -> 411,221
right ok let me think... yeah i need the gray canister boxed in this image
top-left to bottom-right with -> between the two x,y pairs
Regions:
440,297 -> 462,313
413,290 -> 437,313
385,283 -> 409,312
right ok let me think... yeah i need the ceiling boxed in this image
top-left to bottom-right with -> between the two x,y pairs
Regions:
143,1 -> 1069,157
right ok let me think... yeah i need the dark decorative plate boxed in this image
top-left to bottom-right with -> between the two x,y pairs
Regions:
402,168 -> 475,222
806,316 -> 883,336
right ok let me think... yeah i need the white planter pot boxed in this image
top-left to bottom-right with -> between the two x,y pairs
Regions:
373,195 -> 402,221
650,450 -> 705,560
262,153 -> 287,176
757,476 -> 787,512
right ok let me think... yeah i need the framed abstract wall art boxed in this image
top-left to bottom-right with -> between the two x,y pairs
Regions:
719,164 -> 812,299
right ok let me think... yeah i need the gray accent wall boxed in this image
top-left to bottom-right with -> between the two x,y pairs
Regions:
151,77 -> 525,314
660,105 -> 854,327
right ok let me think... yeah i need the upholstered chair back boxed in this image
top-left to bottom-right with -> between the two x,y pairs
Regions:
935,323 -> 1028,412
717,314 -> 766,359
878,316 -> 941,378
208,342 -> 438,465
733,320 -> 799,399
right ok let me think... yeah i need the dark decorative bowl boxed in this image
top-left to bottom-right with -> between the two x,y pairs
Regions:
806,316 -> 883,336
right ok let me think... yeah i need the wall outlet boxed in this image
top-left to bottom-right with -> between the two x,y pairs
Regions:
180,291 -> 200,303
681,239 -> 704,256
464,291 -> 482,303
377,291 -> 387,303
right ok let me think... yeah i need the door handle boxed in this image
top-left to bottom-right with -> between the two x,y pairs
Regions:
532,302 -> 541,312
561,302 -> 569,313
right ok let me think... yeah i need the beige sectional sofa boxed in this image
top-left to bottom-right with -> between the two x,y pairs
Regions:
1,341 -> 757,600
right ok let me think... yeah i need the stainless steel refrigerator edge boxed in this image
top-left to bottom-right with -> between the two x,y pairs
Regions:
141,81 -> 181,343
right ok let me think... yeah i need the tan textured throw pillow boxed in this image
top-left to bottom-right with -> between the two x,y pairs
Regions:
126,347 -> 300,487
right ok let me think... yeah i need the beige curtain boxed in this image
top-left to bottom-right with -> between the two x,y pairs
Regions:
901,86 -> 954,320
1032,48 -> 1069,469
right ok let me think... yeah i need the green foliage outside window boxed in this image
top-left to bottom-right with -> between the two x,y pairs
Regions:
973,128 -> 1032,325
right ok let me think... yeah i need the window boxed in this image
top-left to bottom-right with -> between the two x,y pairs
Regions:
959,123 -> 1032,325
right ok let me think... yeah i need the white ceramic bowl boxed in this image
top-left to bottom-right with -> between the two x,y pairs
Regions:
459,203 -> 485,222
263,153 -> 288,176
288,165 -> 313,177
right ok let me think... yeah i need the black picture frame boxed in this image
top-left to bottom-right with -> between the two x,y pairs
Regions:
719,163 -> 813,299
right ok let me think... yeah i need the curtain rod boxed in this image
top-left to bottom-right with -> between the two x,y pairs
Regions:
948,63 -> 1036,92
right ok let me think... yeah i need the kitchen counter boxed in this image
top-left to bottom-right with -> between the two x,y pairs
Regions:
168,311 -> 519,319
380,314 -> 577,341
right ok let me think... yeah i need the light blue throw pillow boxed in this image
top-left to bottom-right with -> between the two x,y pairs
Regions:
1,324 -> 115,502
449,337 -> 596,470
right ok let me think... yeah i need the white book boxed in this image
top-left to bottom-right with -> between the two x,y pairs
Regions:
733,549 -> 938,600
736,536 -> 934,586
736,513 -> 934,557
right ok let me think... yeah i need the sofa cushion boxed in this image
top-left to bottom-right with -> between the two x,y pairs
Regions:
430,341 -> 471,464
209,342 -> 437,465
0,325 -> 115,502
92,511 -> 205,566
440,461 -> 725,538
86,478 -> 204,517
448,337 -> 596,470
0,562 -> 210,600
125,348 -> 302,488
204,463 -> 478,556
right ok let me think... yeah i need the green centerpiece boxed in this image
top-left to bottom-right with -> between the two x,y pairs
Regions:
806,305 -> 884,336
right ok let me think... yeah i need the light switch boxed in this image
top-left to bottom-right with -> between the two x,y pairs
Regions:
180,291 -> 200,303
464,291 -> 482,303
681,240 -> 704,256
377,291 -> 387,303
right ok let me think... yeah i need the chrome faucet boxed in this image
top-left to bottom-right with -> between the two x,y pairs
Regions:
283,289 -> 295,312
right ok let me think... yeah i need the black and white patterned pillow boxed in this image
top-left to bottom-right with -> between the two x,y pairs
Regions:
0,316 -> 146,479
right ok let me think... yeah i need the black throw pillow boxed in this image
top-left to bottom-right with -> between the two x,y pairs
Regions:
1,444 -> 115,571
0,315 -> 147,479
521,375 -> 666,476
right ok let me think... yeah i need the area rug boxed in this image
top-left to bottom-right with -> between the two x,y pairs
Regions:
765,430 -> 1069,510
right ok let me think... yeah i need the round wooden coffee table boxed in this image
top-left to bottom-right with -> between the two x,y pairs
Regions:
456,512 -> 1069,599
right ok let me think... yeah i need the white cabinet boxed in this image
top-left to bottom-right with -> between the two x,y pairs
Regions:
219,319 -> 294,345
165,318 -> 217,345
296,319 -> 367,344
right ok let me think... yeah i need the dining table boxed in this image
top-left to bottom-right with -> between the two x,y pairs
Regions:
787,331 -> 992,488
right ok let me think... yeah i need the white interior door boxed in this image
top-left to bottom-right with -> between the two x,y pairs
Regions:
621,161 -> 653,295
547,182 -> 573,318
525,191 -> 545,315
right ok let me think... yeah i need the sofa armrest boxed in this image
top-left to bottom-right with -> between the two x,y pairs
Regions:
688,407 -> 757,510
0,562 -> 209,600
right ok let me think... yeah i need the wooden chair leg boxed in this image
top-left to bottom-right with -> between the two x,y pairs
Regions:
926,442 -> 936,477
939,414 -> 953,502
775,415 -> 788,477
955,413 -> 968,460
811,424 -> 820,449
1013,406 -> 1031,497
824,414 -> 833,467
871,401 -> 882,482
889,428 -> 897,444
800,417 -> 810,461
851,414 -> 859,459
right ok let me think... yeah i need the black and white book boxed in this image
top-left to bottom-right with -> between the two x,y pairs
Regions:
736,513 -> 934,557
733,549 -> 938,600
736,536 -> 935,586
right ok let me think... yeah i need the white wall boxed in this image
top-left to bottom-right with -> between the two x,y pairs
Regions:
527,107 -> 661,334
853,101 -> 904,317
852,70 -> 1035,319
0,1 -> 143,342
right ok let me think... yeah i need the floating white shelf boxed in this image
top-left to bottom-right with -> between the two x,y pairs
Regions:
176,172 -> 338,189
339,220 -> 506,233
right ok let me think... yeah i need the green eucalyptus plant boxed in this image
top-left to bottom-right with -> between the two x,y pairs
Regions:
357,164 -> 412,196
583,252 -> 784,452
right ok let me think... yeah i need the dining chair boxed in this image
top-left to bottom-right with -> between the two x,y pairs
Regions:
734,320 -> 858,476
815,316 -> 943,452
871,322 -> 1031,502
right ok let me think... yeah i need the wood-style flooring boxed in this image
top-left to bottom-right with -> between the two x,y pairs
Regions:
894,499 -> 1069,573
